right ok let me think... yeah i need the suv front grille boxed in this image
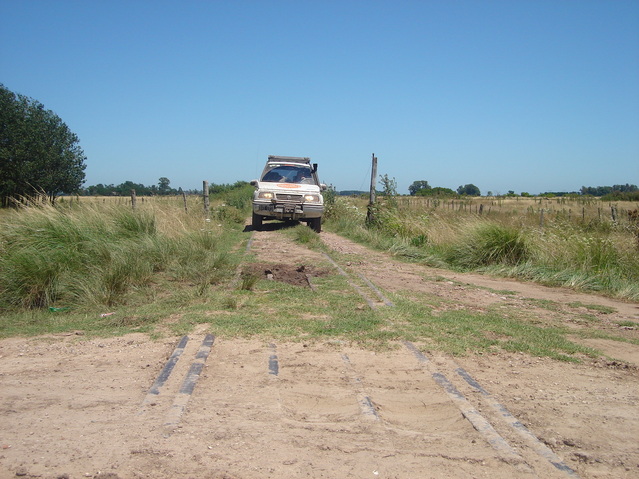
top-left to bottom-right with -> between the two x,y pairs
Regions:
276,193 -> 303,202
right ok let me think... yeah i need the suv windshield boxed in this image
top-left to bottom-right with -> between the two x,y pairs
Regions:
261,165 -> 313,184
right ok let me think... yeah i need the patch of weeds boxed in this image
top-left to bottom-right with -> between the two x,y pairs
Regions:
574,314 -> 600,324
494,289 -> 518,296
568,302 -> 616,314
499,328 -> 596,362
290,224 -> 322,247
429,275 -> 450,282
525,298 -> 563,312
222,295 -> 241,310
399,303 -> 597,360
445,223 -> 531,268
239,272 -> 259,291
615,320 -> 638,328
400,292 -> 444,310
170,320 -> 198,336
410,234 -> 428,247
573,329 -> 639,346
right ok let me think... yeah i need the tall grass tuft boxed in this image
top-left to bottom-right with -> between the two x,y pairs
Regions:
291,224 -> 322,247
114,208 -> 157,237
0,202 -> 236,309
1,246 -> 62,308
445,223 -> 531,268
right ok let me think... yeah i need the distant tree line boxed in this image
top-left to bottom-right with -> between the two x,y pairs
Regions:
537,185 -> 639,200
80,179 -> 252,197
407,180 -> 639,199
81,177 -> 181,196
408,180 -> 480,197
580,184 -> 638,196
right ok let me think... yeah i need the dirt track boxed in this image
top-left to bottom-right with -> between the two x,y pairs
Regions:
1,229 -> 638,478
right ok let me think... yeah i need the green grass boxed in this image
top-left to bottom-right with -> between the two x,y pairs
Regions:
143,271 -> 603,361
393,298 -> 596,360
444,223 -> 531,267
568,301 -> 616,314
324,196 -> 639,301
0,198 -> 634,365
0,200 -> 247,330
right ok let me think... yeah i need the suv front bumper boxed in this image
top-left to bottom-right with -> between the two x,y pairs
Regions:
253,200 -> 323,220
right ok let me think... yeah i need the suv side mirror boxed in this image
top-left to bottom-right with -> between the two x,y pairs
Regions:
250,180 -> 258,187
320,184 -> 327,191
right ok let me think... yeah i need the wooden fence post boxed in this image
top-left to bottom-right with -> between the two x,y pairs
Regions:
366,153 -> 377,225
182,191 -> 188,213
130,189 -> 137,210
203,181 -> 210,218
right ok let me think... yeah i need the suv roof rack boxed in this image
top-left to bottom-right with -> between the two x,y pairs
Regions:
267,155 -> 311,164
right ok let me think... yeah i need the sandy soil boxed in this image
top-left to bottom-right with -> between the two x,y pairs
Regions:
1,228 -> 638,479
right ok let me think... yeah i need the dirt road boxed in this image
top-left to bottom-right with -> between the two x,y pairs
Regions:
1,228 -> 638,478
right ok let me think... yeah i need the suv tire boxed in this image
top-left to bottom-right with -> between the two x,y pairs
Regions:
308,217 -> 321,233
252,212 -> 263,231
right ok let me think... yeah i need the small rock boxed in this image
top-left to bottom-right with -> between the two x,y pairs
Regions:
574,452 -> 592,463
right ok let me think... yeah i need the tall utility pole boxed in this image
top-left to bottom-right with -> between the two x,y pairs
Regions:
366,153 -> 377,225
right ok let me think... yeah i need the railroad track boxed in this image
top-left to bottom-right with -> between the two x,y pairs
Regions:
136,228 -> 579,477
138,333 -> 578,478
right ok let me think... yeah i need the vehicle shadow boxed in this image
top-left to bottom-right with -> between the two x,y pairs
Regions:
243,220 -> 302,233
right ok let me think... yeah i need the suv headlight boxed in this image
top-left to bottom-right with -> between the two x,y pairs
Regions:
257,191 -> 274,200
304,194 -> 320,202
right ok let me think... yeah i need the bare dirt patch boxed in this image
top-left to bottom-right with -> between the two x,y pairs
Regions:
241,262 -> 330,288
1,228 -> 638,478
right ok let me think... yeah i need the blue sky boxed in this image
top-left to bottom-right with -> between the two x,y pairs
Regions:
1,0 -> 638,195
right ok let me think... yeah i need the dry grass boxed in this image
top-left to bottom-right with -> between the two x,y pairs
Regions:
327,195 -> 639,300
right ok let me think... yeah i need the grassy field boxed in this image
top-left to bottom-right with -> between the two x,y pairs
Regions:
326,194 -> 639,301
0,192 -> 249,333
0,192 -> 637,362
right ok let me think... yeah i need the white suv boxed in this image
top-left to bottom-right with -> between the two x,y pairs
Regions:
250,156 -> 326,232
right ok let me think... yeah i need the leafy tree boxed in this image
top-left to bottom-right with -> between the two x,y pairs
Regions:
379,174 -> 398,197
408,180 -> 431,196
0,84 -> 86,205
416,186 -> 457,197
457,184 -> 481,196
158,177 -> 171,195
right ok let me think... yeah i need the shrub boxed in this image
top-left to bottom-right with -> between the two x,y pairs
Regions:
445,223 -> 531,268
